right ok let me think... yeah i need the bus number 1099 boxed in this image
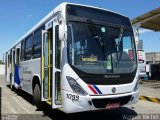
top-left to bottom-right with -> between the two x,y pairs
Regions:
66,94 -> 79,101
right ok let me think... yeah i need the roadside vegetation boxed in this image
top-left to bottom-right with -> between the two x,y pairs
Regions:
0,60 -> 4,64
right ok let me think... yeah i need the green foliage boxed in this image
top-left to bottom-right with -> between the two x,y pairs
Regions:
0,60 -> 4,64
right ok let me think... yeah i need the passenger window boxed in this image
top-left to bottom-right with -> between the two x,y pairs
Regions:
21,41 -> 25,61
25,35 -> 33,60
13,50 -> 15,64
33,25 -> 45,58
10,52 -> 12,64
16,48 -> 20,64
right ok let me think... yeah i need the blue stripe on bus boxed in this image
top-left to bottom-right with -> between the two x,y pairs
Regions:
93,85 -> 102,94
14,64 -> 20,85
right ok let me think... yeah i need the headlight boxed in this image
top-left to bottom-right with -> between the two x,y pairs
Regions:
133,80 -> 139,92
66,76 -> 87,96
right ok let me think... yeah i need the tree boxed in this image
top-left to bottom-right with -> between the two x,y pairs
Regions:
0,60 -> 4,64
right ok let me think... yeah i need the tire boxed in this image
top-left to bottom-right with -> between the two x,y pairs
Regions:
33,84 -> 42,109
10,84 -> 14,91
10,74 -> 14,91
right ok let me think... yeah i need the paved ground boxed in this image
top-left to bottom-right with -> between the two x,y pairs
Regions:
0,75 -> 160,120
140,80 -> 160,98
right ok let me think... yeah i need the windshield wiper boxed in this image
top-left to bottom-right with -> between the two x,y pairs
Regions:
93,35 -> 104,47
87,19 -> 107,66
113,26 -> 124,66
87,19 -> 104,47
117,26 -> 124,46
114,26 -> 123,52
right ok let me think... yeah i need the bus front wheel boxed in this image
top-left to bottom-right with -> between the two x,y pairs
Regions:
33,84 -> 42,109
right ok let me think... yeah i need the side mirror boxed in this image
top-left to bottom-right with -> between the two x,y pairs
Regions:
58,24 -> 67,41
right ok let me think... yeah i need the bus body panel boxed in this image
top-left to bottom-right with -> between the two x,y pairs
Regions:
19,58 -> 41,95
78,77 -> 138,96
62,89 -> 139,113
62,64 -> 139,95
61,63 -> 139,113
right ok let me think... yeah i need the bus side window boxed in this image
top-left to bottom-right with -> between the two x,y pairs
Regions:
21,41 -> 25,61
13,50 -> 15,64
25,34 -> 33,60
10,51 -> 12,64
33,25 -> 45,59
16,48 -> 20,64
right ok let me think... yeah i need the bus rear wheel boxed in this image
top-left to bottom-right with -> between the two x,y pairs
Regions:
33,84 -> 42,110
10,74 -> 14,91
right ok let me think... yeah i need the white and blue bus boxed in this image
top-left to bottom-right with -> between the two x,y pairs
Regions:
5,3 -> 139,113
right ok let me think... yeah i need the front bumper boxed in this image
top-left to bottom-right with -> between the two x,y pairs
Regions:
62,89 -> 139,113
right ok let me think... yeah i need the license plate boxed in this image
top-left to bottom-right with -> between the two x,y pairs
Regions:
106,103 -> 120,110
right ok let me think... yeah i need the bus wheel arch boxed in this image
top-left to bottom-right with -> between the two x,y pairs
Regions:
32,75 -> 42,109
32,75 -> 41,93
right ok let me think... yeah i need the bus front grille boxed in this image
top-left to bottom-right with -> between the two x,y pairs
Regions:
92,95 -> 132,108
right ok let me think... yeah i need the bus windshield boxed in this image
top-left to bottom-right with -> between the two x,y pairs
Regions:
67,21 -> 137,74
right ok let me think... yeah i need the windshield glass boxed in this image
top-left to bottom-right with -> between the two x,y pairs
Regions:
67,21 -> 137,74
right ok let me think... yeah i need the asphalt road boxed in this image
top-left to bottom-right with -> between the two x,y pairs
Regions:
0,75 -> 160,120
140,80 -> 160,98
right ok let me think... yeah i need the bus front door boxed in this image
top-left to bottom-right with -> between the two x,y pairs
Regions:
41,29 -> 52,102
42,23 -> 62,109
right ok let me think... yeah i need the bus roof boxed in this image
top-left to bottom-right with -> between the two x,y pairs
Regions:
7,2 -> 129,53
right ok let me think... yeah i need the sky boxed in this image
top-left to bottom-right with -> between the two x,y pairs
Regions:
0,0 -> 160,60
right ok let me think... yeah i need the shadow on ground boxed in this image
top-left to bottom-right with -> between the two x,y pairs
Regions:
42,107 -> 137,120
6,85 -> 137,120
6,85 -> 33,105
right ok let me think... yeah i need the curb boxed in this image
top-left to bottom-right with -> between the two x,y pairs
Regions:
139,96 -> 160,104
